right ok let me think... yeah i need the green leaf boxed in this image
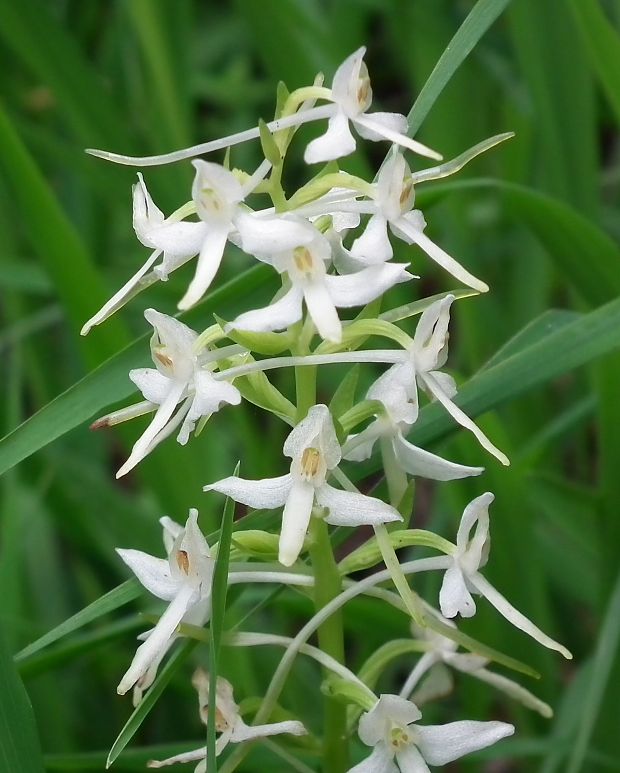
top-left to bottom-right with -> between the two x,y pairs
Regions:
0,101 -> 130,365
407,0 -> 513,136
258,118 -> 282,166
570,0 -> 620,127
0,264 -> 272,479
15,580 -> 141,666
0,622 -> 45,773
207,477 -> 237,773
566,568 -> 620,773
107,639 -> 197,768
329,364 -> 359,420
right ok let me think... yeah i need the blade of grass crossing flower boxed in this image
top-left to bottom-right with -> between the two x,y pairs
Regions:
106,639 -> 197,768
0,622 -> 45,773
208,472 -> 237,773
14,580 -> 141,666
407,0 -> 513,136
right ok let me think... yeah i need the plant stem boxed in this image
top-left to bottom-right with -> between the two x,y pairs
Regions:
308,516 -> 348,773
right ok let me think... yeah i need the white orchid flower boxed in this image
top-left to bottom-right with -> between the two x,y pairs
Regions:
439,492 -> 572,659
343,359 -> 484,482
205,404 -> 401,566
230,215 -> 412,343
349,693 -> 513,772
93,309 -> 241,478
305,48 -> 441,165
346,294 -> 508,465
400,617 -> 553,718
328,152 -> 488,293
116,510 -> 214,699
81,161 -> 271,333
148,668 -> 307,770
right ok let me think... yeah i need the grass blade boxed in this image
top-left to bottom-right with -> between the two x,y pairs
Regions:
15,580 -> 141,666
207,474 -> 237,773
106,639 -> 197,768
407,0 -> 513,135
0,622 -> 45,773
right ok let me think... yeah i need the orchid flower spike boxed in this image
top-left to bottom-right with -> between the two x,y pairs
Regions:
229,215 -> 411,343
116,510 -> 214,699
343,358 -> 484,482
378,294 -> 509,465
400,616 -> 553,718
349,694 -> 513,772
147,668 -> 307,770
305,47 -> 441,165
338,152 -> 488,293
96,309 -> 240,478
440,493 -> 572,659
205,404 -> 401,566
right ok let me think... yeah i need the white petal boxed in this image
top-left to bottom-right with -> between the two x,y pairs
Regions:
342,423 -> 382,462
145,308 -> 198,371
325,263 -> 411,308
117,583 -> 197,695
330,233 -> 369,274
80,249 -> 162,336
317,483 -> 401,527
331,47 -> 368,113
148,220 -> 208,260
192,160 -> 244,224
412,294 -> 453,373
416,720 -> 514,765
236,212 -> 316,257
439,563 -> 477,618
427,370 -> 457,398
160,516 -> 183,554
469,572 -> 572,659
129,368 -> 172,405
116,549 -> 179,600
229,286 -> 304,334
132,173 -> 164,247
367,362 -> 418,425
392,434 -> 483,481
304,110 -> 356,164
354,115 -> 442,161
205,473 -> 292,510
331,211 -> 361,232
178,509 -> 213,587
350,214 -> 393,263
116,381 -> 187,478
147,747 -> 206,768
456,492 -> 493,566
397,220 -> 488,293
303,278 -> 342,343
375,154 -> 413,222
279,479 -> 315,566
359,696 -> 421,746
283,404 -> 341,470
421,373 -> 510,466
355,112 -> 409,141
177,371 -> 241,445
349,744 -> 398,773
394,745 -> 431,773
231,718 -> 307,742
178,225 -> 230,310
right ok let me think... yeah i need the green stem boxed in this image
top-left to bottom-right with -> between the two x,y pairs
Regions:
308,516 -> 348,773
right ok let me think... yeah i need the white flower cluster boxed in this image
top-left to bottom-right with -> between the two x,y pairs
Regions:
84,48 -> 570,772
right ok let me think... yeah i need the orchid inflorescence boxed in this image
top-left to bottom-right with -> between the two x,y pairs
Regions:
84,48 -> 570,771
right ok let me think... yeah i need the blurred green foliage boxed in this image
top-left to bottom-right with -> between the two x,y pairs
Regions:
1,1 -> 620,771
